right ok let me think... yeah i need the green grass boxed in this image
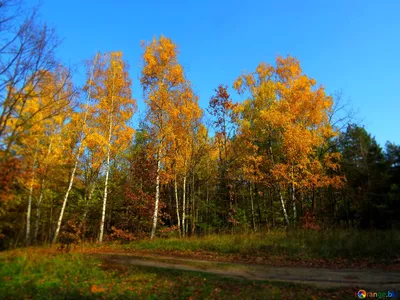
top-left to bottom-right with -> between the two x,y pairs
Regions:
116,229 -> 400,261
0,252 -> 110,299
0,249 -> 355,299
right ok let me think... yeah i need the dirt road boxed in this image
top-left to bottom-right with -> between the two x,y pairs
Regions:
91,252 -> 400,289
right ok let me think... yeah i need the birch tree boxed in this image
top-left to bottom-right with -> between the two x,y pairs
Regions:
90,51 -> 135,243
140,36 -> 187,239
5,67 -> 72,244
234,56 -> 343,225
51,56 -> 98,244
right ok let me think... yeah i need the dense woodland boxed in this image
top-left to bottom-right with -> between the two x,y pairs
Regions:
1,1 -> 399,249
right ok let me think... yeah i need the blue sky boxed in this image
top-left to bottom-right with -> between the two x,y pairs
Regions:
30,0 -> 399,146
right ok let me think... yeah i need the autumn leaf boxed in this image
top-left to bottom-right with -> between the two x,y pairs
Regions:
90,284 -> 106,293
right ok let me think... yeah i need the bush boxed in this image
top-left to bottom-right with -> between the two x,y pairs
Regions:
58,219 -> 81,253
158,225 -> 180,238
108,226 -> 136,243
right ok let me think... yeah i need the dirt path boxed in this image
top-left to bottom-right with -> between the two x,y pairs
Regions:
91,252 -> 400,289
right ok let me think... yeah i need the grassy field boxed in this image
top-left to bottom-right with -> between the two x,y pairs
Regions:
0,249 -> 356,299
107,229 -> 400,263
1,230 -> 398,299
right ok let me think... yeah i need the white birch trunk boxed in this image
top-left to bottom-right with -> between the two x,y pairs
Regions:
279,187 -> 290,225
26,145 -> 38,245
99,74 -> 115,243
150,148 -> 161,239
99,130 -> 111,243
174,176 -> 181,236
52,158 -> 79,244
182,174 -> 186,237
26,175 -> 34,245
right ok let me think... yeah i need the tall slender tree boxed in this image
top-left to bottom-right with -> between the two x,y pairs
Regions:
140,36 -> 190,239
90,52 -> 135,243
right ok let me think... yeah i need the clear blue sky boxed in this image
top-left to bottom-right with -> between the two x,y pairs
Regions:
30,0 -> 399,146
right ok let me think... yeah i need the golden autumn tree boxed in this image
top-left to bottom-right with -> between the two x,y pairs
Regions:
32,69 -> 75,244
89,51 -> 136,243
68,54 -> 105,237
52,56 -> 100,245
6,67 -> 74,245
170,81 -> 202,236
233,63 -> 280,226
234,56 -> 343,225
141,36 -> 190,239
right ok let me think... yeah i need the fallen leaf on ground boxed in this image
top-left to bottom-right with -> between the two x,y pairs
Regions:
90,284 -> 106,293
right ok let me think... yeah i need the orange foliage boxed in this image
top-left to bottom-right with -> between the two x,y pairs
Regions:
234,55 -> 344,194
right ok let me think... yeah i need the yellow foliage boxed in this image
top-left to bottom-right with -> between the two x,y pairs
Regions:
234,55 -> 342,192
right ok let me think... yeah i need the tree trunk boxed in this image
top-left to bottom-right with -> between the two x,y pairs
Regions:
278,186 -> 290,225
99,60 -> 116,243
52,56 -> 97,245
250,182 -> 256,231
34,139 -> 52,243
150,148 -> 161,239
34,179 -> 45,243
185,193 -> 189,235
26,143 -> 39,246
52,157 -> 79,244
26,175 -> 34,245
80,183 -> 96,236
270,189 -> 274,229
191,171 -> 195,235
263,190 -> 268,226
269,145 -> 289,226
256,189 -> 262,227
174,176 -> 181,236
182,174 -> 187,237
49,196 -> 53,242
99,117 -> 112,243
292,183 -> 297,222
291,165 -> 297,222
